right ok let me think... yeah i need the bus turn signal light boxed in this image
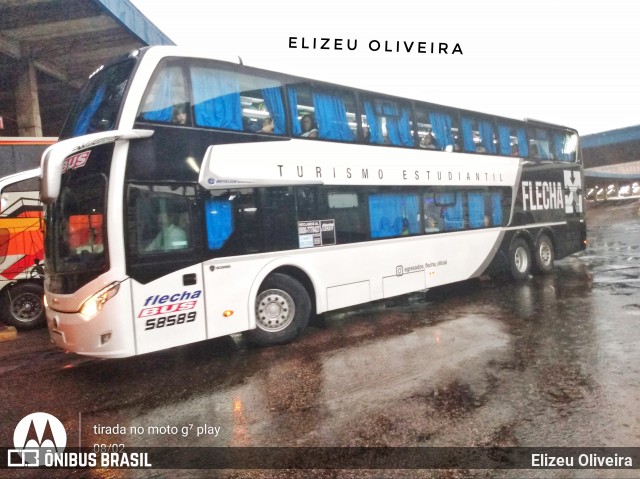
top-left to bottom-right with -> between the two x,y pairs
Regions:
223,310 -> 234,317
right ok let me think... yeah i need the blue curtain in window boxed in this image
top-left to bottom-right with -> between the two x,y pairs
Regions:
140,68 -> 179,123
429,112 -> 453,150
403,195 -> 420,234
191,68 -> 242,130
386,107 -> 414,147
287,87 -> 302,136
479,120 -> 496,154
461,117 -> 476,152
205,199 -> 234,250
73,84 -> 106,136
262,87 -> 286,135
516,128 -> 529,157
368,194 -> 419,238
312,92 -> 353,141
498,125 -> 512,155
364,101 -> 384,144
369,194 -> 401,238
468,192 -> 485,228
491,191 -> 503,226
443,193 -> 464,230
534,129 -> 551,159
436,192 -> 455,205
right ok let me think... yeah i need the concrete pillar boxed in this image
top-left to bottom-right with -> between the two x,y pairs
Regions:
14,60 -> 43,137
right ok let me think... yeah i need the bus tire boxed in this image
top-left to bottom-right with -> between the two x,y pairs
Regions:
533,234 -> 555,275
246,273 -> 311,347
509,237 -> 532,281
1,282 -> 46,330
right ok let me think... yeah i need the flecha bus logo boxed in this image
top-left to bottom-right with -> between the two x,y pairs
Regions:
9,412 -> 67,467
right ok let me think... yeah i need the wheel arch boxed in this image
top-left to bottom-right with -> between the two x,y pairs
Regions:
511,228 -> 536,252
0,278 -> 44,299
248,259 -> 321,330
535,227 -> 557,250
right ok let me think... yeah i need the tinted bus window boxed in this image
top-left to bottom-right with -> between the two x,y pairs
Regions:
60,59 -> 135,139
528,127 -> 553,160
461,115 -> 497,154
552,130 -> 578,162
139,61 -> 286,135
137,62 -> 190,125
369,193 -> 420,238
414,105 -> 456,151
361,97 -> 413,147
497,123 -> 529,157
288,84 -> 356,141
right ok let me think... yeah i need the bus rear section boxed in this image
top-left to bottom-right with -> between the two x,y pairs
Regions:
484,158 -> 587,281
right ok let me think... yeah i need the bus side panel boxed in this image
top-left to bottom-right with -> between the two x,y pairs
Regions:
130,265 -> 207,355
202,258 -> 254,338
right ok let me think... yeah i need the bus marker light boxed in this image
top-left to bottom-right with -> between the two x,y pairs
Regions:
223,310 -> 234,317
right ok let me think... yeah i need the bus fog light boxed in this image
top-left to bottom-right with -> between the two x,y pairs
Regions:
79,282 -> 120,319
100,332 -> 112,345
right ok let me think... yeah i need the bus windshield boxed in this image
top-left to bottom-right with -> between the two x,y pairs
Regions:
45,144 -> 112,294
59,58 -> 136,140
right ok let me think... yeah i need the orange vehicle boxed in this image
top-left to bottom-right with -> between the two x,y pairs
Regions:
0,137 -> 55,329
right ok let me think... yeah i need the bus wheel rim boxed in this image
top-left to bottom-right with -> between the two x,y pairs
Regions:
256,289 -> 296,332
514,246 -> 529,273
11,292 -> 42,322
539,242 -> 552,266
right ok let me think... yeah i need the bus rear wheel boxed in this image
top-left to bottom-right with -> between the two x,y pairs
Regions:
509,237 -> 532,281
1,282 -> 46,330
533,234 -> 555,274
246,273 -> 311,347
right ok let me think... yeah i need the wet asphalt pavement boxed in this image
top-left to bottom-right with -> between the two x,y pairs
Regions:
1,199 -> 640,479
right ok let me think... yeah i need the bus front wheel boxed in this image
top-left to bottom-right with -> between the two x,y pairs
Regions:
509,237 -> 532,281
247,273 -> 311,347
533,234 -> 555,274
1,282 -> 46,330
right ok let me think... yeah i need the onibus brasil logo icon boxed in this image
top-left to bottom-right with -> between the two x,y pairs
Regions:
9,412 -> 67,467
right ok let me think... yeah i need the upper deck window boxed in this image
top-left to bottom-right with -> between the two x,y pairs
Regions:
527,127 -> 577,162
361,97 -> 413,147
137,60 -> 286,135
497,123 -> 528,157
414,106 -> 456,151
138,63 -> 190,124
552,131 -> 578,162
288,84 -> 356,141
461,115 -> 496,154
60,59 -> 135,139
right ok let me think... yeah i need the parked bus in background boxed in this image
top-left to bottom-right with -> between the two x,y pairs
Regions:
40,47 -> 586,358
0,137 -> 54,329
0,168 -> 46,329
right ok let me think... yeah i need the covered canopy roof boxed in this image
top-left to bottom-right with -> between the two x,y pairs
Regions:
582,125 -> 640,182
0,0 -> 173,136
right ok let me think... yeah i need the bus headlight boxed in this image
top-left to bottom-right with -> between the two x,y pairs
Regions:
79,282 -> 120,319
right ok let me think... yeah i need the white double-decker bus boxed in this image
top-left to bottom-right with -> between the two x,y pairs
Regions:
41,47 -> 585,358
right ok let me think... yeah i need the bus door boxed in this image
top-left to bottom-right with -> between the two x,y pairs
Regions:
126,185 -> 207,355
200,190 -> 255,339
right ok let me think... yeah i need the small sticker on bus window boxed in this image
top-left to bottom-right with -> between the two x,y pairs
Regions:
298,220 -> 336,248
